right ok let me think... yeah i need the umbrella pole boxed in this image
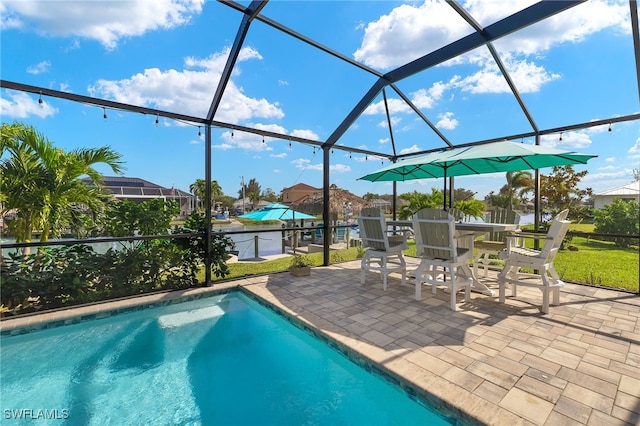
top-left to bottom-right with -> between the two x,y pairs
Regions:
443,167 -> 447,210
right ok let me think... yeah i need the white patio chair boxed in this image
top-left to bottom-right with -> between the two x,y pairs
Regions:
358,208 -> 407,290
473,209 -> 521,277
412,208 -> 474,311
497,209 -> 570,314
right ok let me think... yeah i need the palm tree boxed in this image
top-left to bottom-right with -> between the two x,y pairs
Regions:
0,123 -> 124,243
189,179 -> 222,211
503,171 -> 534,210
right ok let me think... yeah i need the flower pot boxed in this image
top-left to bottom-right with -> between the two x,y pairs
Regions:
290,266 -> 311,277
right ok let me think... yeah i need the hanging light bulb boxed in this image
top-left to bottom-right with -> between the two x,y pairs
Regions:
262,135 -> 265,144
365,155 -> 368,161
349,152 -> 352,159
198,127 -> 202,137
559,132 -> 563,142
155,115 -> 159,126
608,123 -> 612,132
103,107 -> 107,120
231,128 -> 234,138
38,92 -> 43,106
288,139 -> 292,149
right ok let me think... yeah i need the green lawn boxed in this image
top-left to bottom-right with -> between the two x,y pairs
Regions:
209,239 -> 639,293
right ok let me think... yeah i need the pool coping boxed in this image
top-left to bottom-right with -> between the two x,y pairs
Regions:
0,281 -> 239,336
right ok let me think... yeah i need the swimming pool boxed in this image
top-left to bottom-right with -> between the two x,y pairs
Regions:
1,292 -> 456,425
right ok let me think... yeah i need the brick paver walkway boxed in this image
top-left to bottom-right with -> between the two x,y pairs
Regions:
240,259 -> 640,425
2,259 -> 638,425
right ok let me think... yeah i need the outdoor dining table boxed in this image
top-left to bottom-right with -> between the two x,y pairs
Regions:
387,219 -> 519,296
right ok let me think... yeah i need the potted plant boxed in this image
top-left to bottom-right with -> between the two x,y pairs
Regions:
289,254 -> 313,277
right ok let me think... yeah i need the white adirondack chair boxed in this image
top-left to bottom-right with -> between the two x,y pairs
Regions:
358,208 -> 407,290
498,209 -> 570,314
412,208 -> 474,311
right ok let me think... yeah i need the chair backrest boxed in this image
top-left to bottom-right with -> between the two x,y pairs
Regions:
483,208 -> 520,242
412,208 -> 457,260
539,209 -> 571,261
447,208 -> 466,222
358,208 -> 388,251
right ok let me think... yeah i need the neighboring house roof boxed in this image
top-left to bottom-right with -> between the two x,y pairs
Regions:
594,181 -> 640,197
282,183 -> 320,192
370,198 -> 391,206
81,176 -> 192,198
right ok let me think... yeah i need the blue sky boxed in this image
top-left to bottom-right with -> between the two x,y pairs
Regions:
1,0 -> 639,201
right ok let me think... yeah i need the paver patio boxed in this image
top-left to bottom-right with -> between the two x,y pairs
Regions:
2,258 -> 638,425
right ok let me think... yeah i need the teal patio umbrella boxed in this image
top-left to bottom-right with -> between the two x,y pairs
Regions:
238,203 -> 316,221
358,141 -> 597,208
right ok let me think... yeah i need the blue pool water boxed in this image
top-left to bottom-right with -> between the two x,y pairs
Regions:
1,293 -> 455,425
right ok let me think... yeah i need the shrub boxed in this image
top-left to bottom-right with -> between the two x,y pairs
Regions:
594,199 -> 640,248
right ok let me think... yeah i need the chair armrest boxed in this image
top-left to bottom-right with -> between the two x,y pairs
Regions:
506,231 -> 551,240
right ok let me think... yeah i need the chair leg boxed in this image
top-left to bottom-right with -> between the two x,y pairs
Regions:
448,269 -> 456,311
414,260 -> 426,300
498,265 -> 512,303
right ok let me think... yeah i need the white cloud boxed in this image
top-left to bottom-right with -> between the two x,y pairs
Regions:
540,131 -> 592,149
0,90 -> 58,118
353,0 -> 629,106
436,112 -> 458,130
364,98 -> 411,115
26,60 -> 50,74
331,164 -> 351,173
399,144 -> 421,155
379,137 -> 389,144
605,157 -> 615,163
354,1 -> 469,69
628,137 -> 640,154
270,152 -> 287,158
1,0 -> 204,50
88,46 -> 284,123
377,116 -> 401,129
411,83 -> 446,109
290,129 -> 320,141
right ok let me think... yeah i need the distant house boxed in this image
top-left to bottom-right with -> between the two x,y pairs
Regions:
82,176 -> 195,218
370,198 -> 392,213
593,181 -> 640,210
281,183 -> 321,205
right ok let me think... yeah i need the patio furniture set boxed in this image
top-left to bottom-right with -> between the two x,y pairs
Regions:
358,207 -> 571,314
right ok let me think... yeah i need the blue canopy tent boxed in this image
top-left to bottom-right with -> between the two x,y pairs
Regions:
239,203 -> 316,221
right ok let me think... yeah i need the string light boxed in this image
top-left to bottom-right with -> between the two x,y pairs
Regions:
608,123 -> 612,132
103,107 -> 107,120
38,92 -> 43,106
559,132 -> 563,142
231,127 -> 234,138
155,115 -> 159,126
349,152 -> 352,159
262,135 -> 265,144
198,127 -> 201,137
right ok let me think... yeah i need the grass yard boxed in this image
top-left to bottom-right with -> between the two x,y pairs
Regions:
208,236 -> 638,293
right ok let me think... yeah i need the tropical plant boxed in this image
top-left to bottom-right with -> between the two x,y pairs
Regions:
0,122 -> 124,243
289,254 -> 313,269
189,179 -> 222,211
397,189 -> 444,219
453,199 -> 485,219
594,199 -> 640,248
502,170 -> 534,210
